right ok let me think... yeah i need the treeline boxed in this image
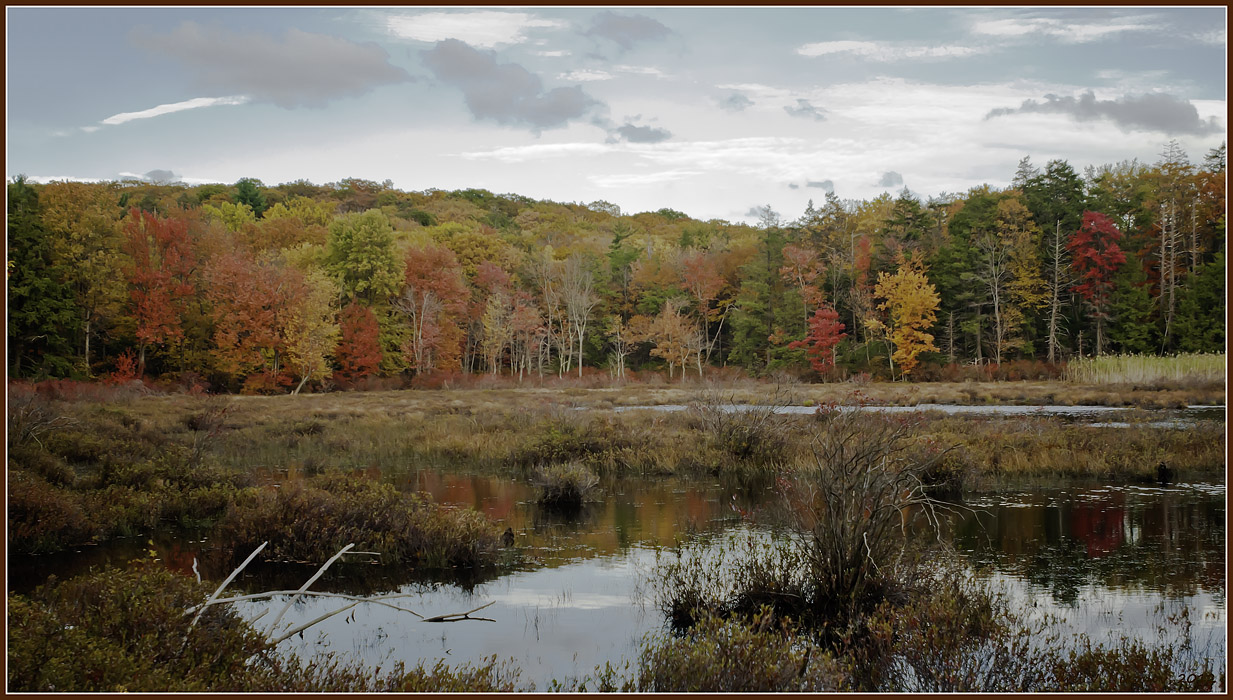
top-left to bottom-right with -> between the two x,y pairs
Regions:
6,141 -> 1225,391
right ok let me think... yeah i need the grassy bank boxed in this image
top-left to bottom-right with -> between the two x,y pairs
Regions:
7,380 -> 1224,555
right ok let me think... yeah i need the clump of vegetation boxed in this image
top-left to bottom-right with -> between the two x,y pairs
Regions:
656,407 -> 959,647
7,561 -> 268,692
533,462 -> 599,510
7,563 -> 528,692
687,384 -> 799,471
1066,352 -> 1225,387
629,607 -> 846,692
212,471 -> 501,568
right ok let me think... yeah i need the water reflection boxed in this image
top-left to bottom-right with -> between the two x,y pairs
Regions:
7,471 -> 1225,688
957,482 -> 1226,604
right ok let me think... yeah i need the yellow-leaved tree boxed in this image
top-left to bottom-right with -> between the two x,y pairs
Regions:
873,260 -> 940,378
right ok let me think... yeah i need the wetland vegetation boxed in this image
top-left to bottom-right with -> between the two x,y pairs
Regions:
7,370 -> 1226,692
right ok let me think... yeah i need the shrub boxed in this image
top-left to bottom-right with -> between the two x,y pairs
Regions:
7,470 -> 96,553
687,383 -> 797,469
7,562 -> 268,692
632,607 -> 845,692
533,462 -> 599,510
212,471 -> 500,568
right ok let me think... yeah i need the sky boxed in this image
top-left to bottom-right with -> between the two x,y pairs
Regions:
5,6 -> 1227,224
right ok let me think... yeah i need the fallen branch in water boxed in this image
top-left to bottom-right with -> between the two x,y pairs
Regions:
423,601 -> 496,623
184,543 -> 497,651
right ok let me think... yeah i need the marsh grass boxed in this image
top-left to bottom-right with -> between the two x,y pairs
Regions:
8,383 -> 1223,555
1066,353 -> 1226,387
925,415 -> 1225,483
533,462 -> 600,510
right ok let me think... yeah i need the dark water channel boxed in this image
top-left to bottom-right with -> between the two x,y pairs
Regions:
10,469 -> 1225,689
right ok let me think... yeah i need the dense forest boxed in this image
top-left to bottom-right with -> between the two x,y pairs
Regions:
6,141 -> 1226,392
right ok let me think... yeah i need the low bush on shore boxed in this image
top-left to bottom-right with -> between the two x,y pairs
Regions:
213,471 -> 502,568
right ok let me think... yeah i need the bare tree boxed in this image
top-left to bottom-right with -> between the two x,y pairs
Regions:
561,253 -> 598,378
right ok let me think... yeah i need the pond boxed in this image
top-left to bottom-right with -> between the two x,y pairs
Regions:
14,470 -> 1221,689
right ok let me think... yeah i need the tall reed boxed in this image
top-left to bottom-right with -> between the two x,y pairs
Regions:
1065,353 -> 1225,386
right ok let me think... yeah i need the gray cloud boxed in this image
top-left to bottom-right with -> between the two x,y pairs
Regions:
985,91 -> 1221,135
807,180 -> 834,192
586,11 -> 671,50
878,171 -> 903,187
144,169 -> 178,184
607,123 -> 672,144
788,183 -> 800,189
784,98 -> 827,121
718,93 -> 753,112
133,22 -> 410,109
422,39 -> 599,131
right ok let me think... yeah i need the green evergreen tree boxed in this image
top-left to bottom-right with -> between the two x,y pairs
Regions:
1106,253 -> 1154,354
234,177 -> 269,217
7,177 -> 78,377
1173,251 -> 1225,353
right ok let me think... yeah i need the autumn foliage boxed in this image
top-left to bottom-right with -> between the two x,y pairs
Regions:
122,209 -> 196,371
1067,211 -> 1126,354
874,261 -> 940,377
334,302 -> 383,384
788,305 -> 847,374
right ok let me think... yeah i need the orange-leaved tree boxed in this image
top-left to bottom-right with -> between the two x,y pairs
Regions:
334,301 -> 383,384
873,260 -> 940,378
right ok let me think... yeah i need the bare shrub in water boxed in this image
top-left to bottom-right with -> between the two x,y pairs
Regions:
687,381 -> 799,467
781,404 -> 956,619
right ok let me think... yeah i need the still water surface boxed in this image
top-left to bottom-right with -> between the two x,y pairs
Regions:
9,470 -> 1225,688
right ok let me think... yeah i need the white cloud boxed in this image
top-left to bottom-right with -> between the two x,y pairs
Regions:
614,64 -> 667,77
458,142 -> 610,163
99,95 -> 249,126
969,16 -> 1154,43
1194,28 -> 1226,45
590,169 -> 704,187
534,50 -> 570,57
559,69 -> 614,82
386,11 -> 564,48
796,40 -> 987,61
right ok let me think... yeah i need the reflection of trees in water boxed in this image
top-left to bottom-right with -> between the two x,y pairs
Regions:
953,486 -> 1225,604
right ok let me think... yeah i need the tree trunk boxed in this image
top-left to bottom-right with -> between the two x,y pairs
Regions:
293,370 -> 312,395
84,316 -> 93,377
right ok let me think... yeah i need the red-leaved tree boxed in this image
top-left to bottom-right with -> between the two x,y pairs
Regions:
334,302 -> 383,384
789,304 -> 847,374
1067,211 -> 1126,356
122,209 -> 196,374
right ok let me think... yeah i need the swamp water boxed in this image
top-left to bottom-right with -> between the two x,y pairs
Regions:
11,472 -> 1225,689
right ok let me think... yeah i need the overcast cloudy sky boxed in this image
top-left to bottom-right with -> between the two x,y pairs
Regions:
6,6 -> 1226,223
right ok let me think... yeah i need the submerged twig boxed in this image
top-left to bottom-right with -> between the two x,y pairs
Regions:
423,600 -> 497,623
